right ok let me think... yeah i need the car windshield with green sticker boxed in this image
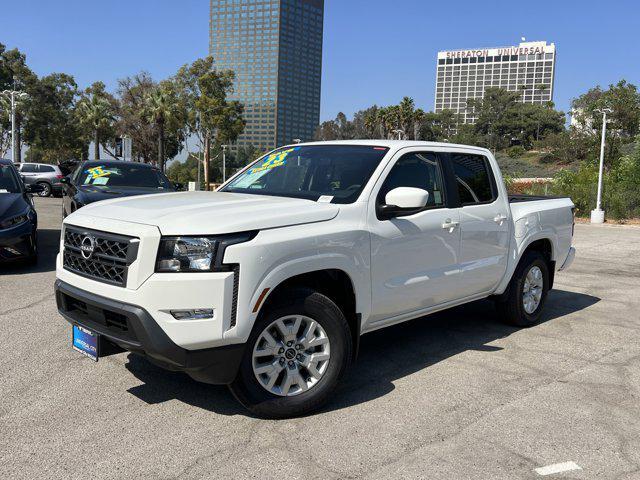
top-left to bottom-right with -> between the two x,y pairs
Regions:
78,163 -> 173,189
221,145 -> 389,203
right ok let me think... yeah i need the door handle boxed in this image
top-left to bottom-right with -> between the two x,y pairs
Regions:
442,219 -> 459,232
494,214 -> 508,224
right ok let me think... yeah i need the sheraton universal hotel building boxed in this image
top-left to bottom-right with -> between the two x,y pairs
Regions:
435,41 -> 556,124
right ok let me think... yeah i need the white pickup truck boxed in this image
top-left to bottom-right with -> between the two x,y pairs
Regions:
55,141 -> 576,418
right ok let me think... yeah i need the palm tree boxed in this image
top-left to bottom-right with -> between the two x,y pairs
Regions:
536,83 -> 549,101
143,85 -> 177,172
413,108 -> 426,140
518,84 -> 528,102
397,97 -> 416,137
76,94 -> 114,161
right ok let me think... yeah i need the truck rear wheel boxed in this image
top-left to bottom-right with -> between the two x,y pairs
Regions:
229,288 -> 352,419
496,251 -> 550,327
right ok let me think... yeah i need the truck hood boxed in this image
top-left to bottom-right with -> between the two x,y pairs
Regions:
69,191 -> 340,235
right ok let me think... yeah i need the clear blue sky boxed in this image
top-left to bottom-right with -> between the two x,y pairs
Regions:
2,0 -> 638,121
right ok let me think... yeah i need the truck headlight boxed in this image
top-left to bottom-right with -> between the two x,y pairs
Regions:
155,232 -> 257,272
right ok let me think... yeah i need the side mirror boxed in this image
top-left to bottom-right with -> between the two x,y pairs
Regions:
26,183 -> 45,194
60,177 -> 70,185
378,187 -> 429,220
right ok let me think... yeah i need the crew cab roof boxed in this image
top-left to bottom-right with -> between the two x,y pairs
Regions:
285,139 -> 492,155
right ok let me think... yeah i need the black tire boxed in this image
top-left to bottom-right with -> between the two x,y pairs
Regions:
229,288 -> 352,419
37,182 -> 51,197
496,251 -> 550,327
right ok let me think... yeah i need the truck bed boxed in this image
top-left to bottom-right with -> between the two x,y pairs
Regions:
508,194 -> 566,203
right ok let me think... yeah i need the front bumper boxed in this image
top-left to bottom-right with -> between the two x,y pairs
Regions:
0,220 -> 36,262
55,280 -> 245,384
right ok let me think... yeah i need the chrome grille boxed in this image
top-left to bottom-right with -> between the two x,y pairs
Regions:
63,226 -> 139,287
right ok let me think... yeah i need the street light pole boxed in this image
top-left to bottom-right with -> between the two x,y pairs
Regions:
1,89 -> 28,162
10,92 -> 16,161
221,144 -> 228,184
392,129 -> 405,140
591,108 -> 612,224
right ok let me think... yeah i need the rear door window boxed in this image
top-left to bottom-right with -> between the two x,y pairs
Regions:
39,165 -> 55,173
450,154 -> 496,205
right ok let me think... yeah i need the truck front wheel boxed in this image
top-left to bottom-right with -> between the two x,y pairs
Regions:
229,288 -> 352,418
496,251 -> 550,327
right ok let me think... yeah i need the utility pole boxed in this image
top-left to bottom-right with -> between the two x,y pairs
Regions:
1,88 -> 29,162
204,137 -> 210,191
591,108 -> 612,224
221,144 -> 228,184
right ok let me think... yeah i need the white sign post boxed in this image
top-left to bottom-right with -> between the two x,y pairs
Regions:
590,108 -> 612,224
123,136 -> 132,162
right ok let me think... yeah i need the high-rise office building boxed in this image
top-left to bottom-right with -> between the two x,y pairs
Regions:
209,0 -> 324,150
434,41 -> 556,124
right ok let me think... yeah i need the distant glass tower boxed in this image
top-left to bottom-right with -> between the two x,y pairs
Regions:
209,0 -> 324,150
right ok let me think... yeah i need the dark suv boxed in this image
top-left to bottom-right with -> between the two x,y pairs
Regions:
15,162 -> 64,197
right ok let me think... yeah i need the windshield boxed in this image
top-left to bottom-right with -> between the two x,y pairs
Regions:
221,145 -> 389,203
0,164 -> 21,194
78,164 -> 173,189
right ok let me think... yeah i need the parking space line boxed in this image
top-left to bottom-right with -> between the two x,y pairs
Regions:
534,461 -> 582,476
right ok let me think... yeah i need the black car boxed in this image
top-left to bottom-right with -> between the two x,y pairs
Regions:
0,159 -> 44,264
62,161 -> 179,217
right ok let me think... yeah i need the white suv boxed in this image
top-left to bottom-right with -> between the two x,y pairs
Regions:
56,141 -> 575,418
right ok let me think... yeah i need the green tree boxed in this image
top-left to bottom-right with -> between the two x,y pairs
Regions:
419,110 -> 461,141
0,93 -> 10,157
572,80 -> 640,139
314,119 -> 339,140
117,73 -> 159,163
467,87 -> 521,150
23,73 -> 86,163
75,81 -> 117,161
166,155 -> 200,185
517,102 -> 565,146
534,129 -> 597,165
0,44 -> 37,162
117,73 -> 185,164
174,56 -> 245,184
142,80 -> 186,172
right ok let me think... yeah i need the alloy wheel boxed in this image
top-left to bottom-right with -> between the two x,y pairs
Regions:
252,315 -> 331,397
38,183 -> 51,197
523,266 -> 543,314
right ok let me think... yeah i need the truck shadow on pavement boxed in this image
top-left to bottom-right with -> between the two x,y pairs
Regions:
124,288 -> 599,417
0,228 -> 60,275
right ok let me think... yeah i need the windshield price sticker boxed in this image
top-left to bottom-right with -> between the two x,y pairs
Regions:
85,166 -> 109,179
250,147 -> 299,174
92,177 -> 109,185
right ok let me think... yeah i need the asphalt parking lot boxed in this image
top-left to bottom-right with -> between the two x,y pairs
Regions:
1,197 -> 640,479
